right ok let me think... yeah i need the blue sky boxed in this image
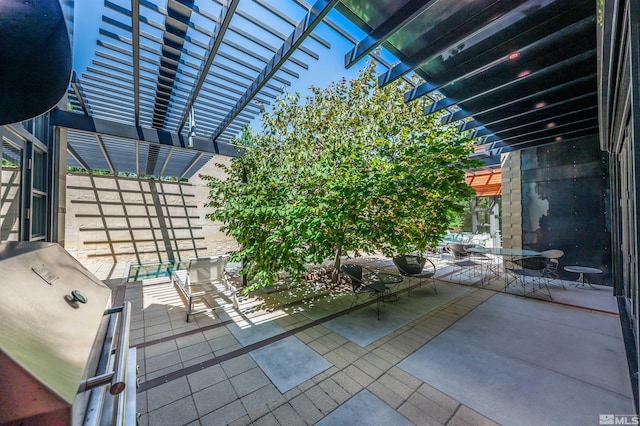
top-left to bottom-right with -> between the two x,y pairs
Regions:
70,0 -> 398,133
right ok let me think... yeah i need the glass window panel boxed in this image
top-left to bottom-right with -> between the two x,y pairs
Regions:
33,150 -> 46,192
33,115 -> 47,142
31,194 -> 46,238
1,140 -> 22,241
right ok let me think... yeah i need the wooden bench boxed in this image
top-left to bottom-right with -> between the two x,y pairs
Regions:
171,255 -> 238,322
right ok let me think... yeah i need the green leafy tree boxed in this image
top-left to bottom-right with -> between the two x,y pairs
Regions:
203,62 -> 478,289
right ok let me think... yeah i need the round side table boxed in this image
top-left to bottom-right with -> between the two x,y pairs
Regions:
563,265 -> 602,290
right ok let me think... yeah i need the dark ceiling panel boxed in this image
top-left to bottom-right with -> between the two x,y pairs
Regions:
468,99 -> 598,137
404,1 -> 595,101
430,49 -> 596,115
342,0 -> 597,154
448,77 -> 597,125
378,0 -> 530,86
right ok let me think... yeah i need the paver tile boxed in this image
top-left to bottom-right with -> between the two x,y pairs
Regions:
193,380 -> 239,417
316,377 -> 351,405
303,385 -> 339,414
200,400 -> 247,426
148,396 -> 199,426
289,392 -> 324,424
271,403 -> 307,425
367,381 -> 405,409
221,353 -> 258,378
187,364 -> 227,393
230,367 -> 272,397
147,376 -> 192,412
398,401 -> 443,426
240,383 -> 286,416
378,372 -> 415,399
447,405 -> 500,426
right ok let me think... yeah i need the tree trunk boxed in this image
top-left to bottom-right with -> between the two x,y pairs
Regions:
331,244 -> 342,283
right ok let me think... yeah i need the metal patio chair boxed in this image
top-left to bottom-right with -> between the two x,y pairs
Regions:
539,249 -> 565,288
340,264 -> 388,320
446,244 -> 483,283
392,254 -> 437,296
507,256 -> 553,299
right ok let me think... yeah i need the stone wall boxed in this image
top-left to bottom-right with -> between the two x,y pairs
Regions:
500,151 -> 522,249
64,156 -> 239,265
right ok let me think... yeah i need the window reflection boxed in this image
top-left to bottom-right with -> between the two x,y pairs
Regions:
1,140 -> 22,241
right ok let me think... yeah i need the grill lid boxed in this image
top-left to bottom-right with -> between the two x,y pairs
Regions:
0,242 -> 111,414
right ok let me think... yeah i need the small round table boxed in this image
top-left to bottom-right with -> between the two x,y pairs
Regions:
376,272 -> 403,302
563,265 -> 602,290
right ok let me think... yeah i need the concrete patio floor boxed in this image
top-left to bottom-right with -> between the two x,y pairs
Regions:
107,256 -> 635,425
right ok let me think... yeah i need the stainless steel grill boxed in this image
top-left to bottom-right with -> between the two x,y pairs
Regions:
0,241 -> 135,425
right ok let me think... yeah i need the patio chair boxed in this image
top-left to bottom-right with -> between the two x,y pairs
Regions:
507,256 -> 553,299
445,244 -> 483,283
392,254 -> 437,296
172,255 -> 238,322
539,249 -> 565,288
340,264 -> 388,320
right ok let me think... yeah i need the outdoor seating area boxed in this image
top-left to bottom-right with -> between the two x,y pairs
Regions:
118,255 -> 632,425
2,0 -> 639,423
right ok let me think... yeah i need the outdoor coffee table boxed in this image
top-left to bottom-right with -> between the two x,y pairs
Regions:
376,272 -> 403,301
377,272 -> 403,285
563,265 -> 602,290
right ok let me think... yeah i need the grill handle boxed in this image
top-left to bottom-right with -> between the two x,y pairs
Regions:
78,302 -> 131,394
108,302 -> 131,395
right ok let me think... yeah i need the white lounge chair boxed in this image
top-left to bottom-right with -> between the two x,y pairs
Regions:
171,255 -> 238,322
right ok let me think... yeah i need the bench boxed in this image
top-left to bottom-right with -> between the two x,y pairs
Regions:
171,255 -> 239,322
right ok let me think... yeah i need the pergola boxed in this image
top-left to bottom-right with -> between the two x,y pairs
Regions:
46,0 -> 596,179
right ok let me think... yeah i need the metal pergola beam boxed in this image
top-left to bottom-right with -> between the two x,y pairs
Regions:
159,146 -> 174,176
291,0 -> 418,88
241,0 -> 331,49
442,75 -> 596,125
51,109 -> 241,157
67,144 -> 93,172
483,116 -> 598,145
103,4 -> 296,85
177,0 -> 240,134
425,50 -> 596,116
458,100 -> 598,135
179,152 -> 203,179
344,0 -> 438,69
95,134 -> 115,173
210,0 -> 340,142
90,45 -> 272,109
188,0 -> 321,60
131,0 -> 140,126
70,71 -> 91,116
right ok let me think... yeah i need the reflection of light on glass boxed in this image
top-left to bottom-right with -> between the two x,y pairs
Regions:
535,102 -> 546,109
546,122 -> 556,128
524,182 -> 550,245
517,70 -> 530,78
555,136 -> 563,142
508,52 -> 520,60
